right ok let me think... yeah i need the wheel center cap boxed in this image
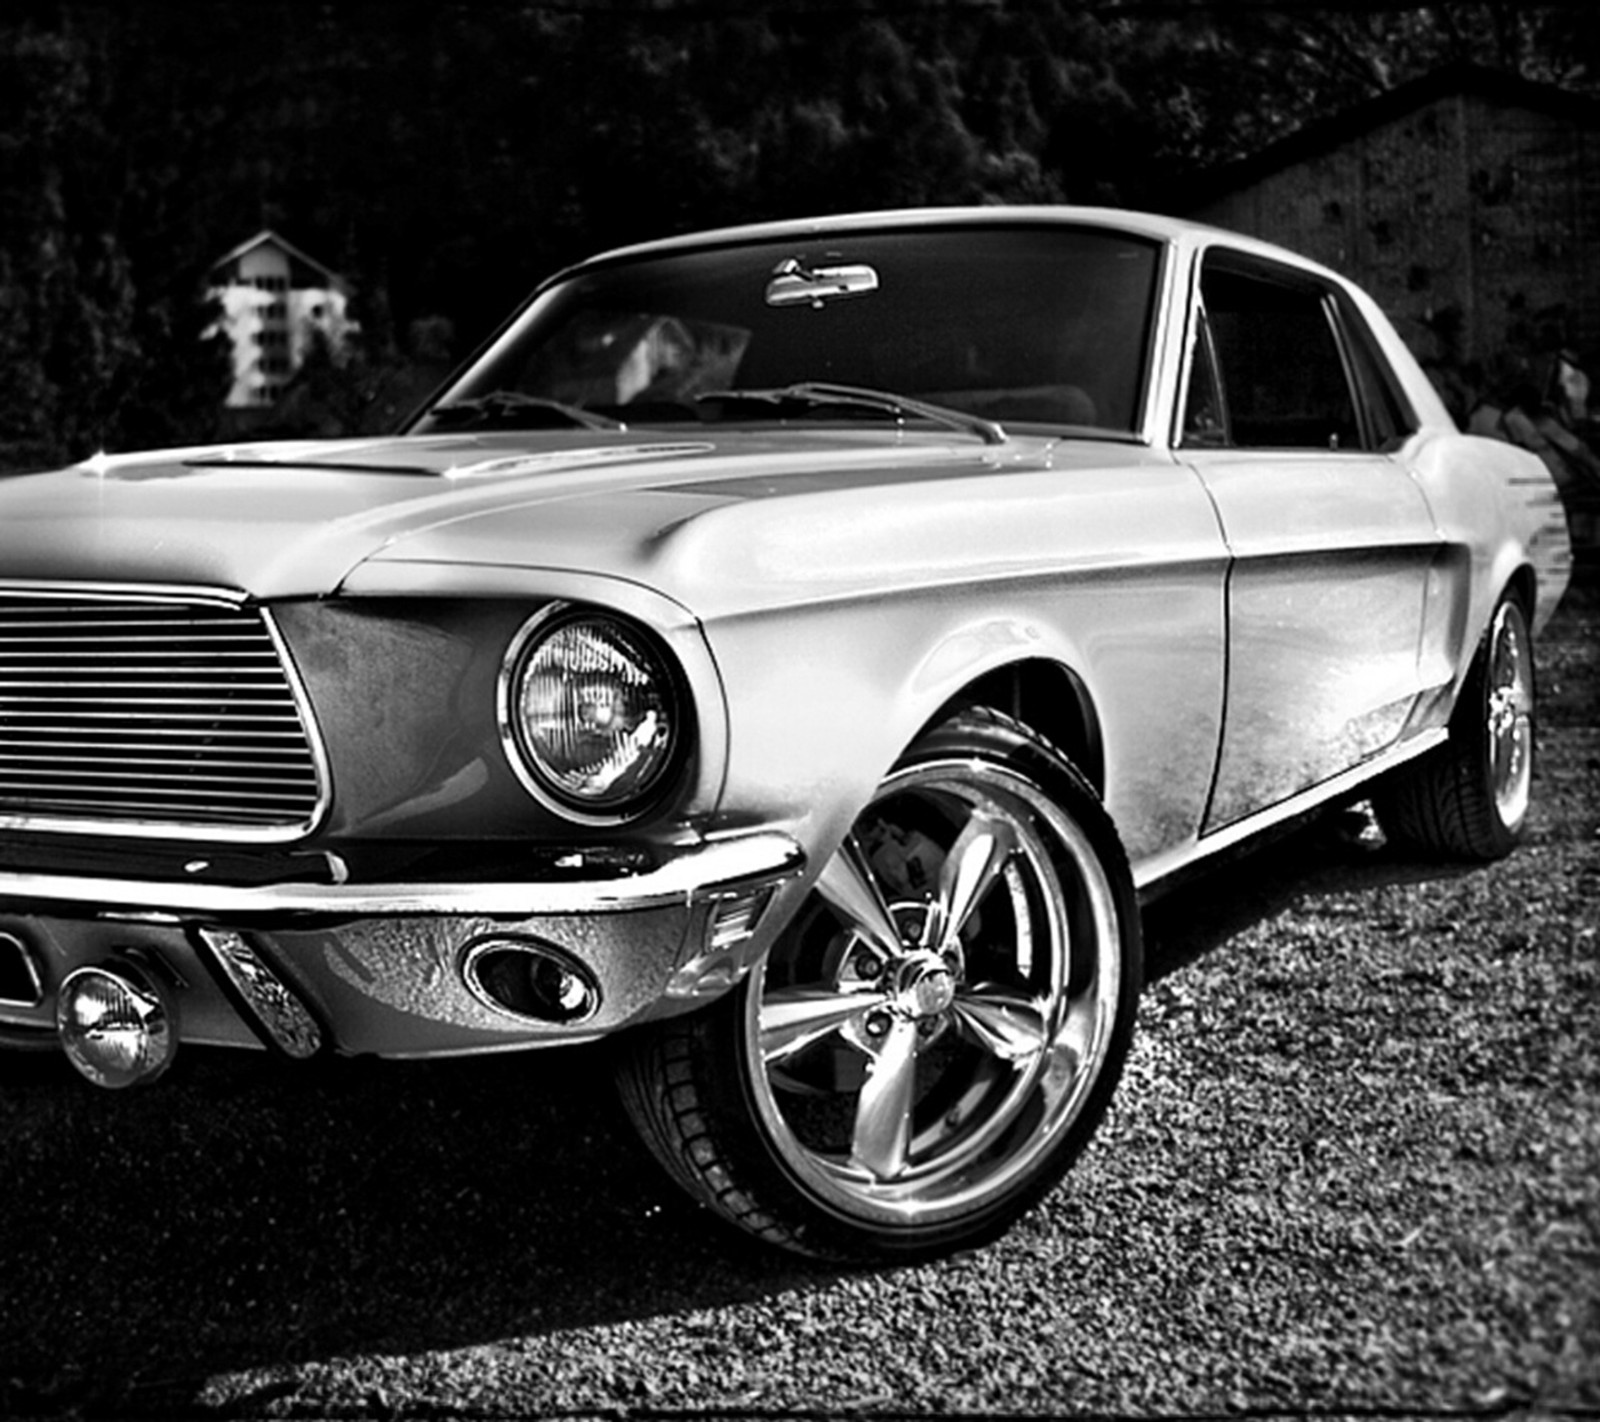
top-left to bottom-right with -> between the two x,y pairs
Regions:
896,954 -> 956,1019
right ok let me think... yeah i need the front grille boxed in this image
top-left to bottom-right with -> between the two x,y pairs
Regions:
0,587 -> 325,839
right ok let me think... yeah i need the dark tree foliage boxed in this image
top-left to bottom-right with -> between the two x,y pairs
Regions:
1,0 -> 1594,467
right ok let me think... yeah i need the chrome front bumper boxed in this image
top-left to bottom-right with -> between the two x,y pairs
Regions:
0,832 -> 804,918
0,831 -> 806,1062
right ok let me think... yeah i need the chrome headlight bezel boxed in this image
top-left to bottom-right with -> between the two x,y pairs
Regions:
498,602 -> 691,826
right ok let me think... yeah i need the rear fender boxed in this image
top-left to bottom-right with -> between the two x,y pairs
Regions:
1407,430 -> 1570,648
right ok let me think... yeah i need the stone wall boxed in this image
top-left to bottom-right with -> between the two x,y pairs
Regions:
1185,82 -> 1600,385
1182,73 -> 1600,573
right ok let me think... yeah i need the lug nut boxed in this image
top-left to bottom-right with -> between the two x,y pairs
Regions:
865,1009 -> 893,1037
852,950 -> 883,980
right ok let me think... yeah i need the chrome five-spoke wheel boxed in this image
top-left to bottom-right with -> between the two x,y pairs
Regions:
618,709 -> 1142,1261
1483,597 -> 1534,832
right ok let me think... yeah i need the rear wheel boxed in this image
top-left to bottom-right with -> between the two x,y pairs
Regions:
617,709 -> 1142,1261
1374,591 -> 1535,861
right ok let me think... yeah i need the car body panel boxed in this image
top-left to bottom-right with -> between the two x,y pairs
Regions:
1184,446 -> 1441,830
0,205 -> 1570,1067
340,435 -> 1231,873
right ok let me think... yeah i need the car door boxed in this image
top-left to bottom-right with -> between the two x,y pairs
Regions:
1178,247 -> 1443,833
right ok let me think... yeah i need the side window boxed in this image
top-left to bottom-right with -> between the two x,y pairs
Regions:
1198,256 -> 1362,450
1181,309 -> 1228,447
1337,292 -> 1417,450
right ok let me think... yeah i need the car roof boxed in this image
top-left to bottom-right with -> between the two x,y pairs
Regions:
568,205 -> 1319,276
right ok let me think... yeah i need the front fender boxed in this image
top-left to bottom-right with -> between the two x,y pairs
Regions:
305,560 -> 734,835
699,558 -> 1225,884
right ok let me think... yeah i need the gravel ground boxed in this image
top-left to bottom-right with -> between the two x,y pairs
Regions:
2,585 -> 1596,1421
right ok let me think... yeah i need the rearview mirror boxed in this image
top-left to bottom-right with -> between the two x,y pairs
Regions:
765,258 -> 880,309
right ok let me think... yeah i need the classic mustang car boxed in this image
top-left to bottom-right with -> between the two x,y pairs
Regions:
0,208 -> 1568,1261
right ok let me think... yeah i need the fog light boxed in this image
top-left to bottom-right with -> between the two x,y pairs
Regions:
55,961 -> 178,1089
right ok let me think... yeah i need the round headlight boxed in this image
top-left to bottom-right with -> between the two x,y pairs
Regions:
501,607 -> 685,821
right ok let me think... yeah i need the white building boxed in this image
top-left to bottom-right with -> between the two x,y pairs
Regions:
208,231 -> 356,408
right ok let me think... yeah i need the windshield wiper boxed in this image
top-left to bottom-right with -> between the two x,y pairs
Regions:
694,382 -> 1006,446
426,391 -> 626,432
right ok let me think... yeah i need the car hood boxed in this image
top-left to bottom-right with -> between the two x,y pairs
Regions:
0,428 -> 1169,608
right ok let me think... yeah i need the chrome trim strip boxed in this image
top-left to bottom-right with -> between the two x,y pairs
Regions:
259,602 -> 334,838
0,580 -> 249,607
194,928 -> 325,1058
1136,236 -> 1182,449
0,831 -> 805,918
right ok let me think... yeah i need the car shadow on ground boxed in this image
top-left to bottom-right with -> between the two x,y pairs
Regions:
0,1031 -> 833,1416
1138,805 -> 1475,987
0,813 -> 1468,1418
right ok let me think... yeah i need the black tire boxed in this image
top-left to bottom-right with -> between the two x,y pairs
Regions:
1374,591 -> 1535,861
616,708 -> 1143,1262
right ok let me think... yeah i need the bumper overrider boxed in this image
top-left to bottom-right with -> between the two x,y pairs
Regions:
0,831 -> 804,1088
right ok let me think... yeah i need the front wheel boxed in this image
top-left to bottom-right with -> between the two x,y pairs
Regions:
1374,591 -> 1535,861
617,709 -> 1142,1261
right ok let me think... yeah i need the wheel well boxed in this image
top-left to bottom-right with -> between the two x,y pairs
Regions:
926,660 -> 1104,794
1507,564 -> 1536,620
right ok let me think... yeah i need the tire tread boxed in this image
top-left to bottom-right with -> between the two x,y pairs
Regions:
1374,740 -> 1502,860
617,1019 -> 812,1253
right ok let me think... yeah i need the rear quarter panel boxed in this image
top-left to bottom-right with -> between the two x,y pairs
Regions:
1343,274 -> 1570,643
1407,428 -> 1572,672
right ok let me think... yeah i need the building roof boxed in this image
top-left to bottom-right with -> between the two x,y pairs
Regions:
209,229 -> 351,293
1171,62 -> 1600,211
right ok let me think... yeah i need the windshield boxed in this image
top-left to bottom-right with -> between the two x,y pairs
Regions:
415,225 -> 1163,437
